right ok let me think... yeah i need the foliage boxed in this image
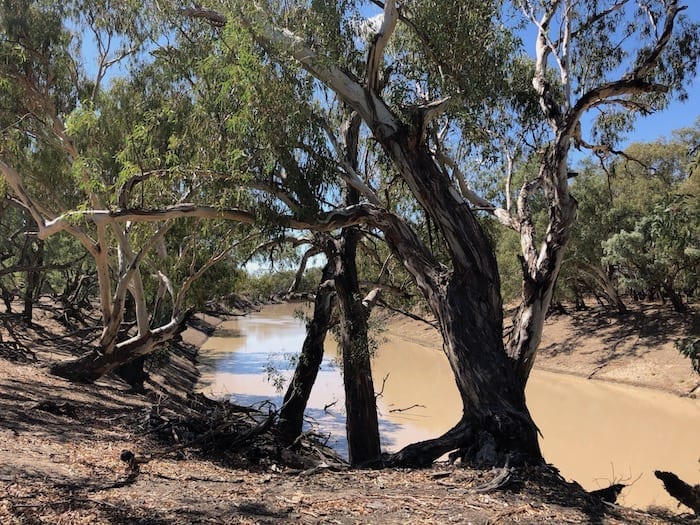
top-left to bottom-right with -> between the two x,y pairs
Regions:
602,194 -> 699,311
239,267 -> 323,300
675,337 -> 700,374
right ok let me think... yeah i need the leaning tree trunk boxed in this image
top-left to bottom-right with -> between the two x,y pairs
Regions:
278,263 -> 335,443
377,135 -> 543,468
50,317 -> 188,383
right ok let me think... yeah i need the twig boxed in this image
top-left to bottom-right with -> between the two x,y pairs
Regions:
388,403 -> 425,413
472,464 -> 513,493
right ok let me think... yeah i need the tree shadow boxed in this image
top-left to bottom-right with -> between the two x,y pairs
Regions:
539,303 -> 698,369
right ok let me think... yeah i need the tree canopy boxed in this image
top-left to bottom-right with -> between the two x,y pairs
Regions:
1,0 -> 698,467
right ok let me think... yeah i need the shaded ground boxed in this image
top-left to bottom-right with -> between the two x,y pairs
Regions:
0,301 -> 698,524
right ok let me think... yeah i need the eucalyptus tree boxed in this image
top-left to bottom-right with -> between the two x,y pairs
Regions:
0,0 -> 261,381
183,0 -> 698,467
159,9 -> 387,463
602,194 -> 699,312
561,125 -> 699,311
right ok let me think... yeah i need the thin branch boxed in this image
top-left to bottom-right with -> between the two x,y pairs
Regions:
377,299 -> 438,330
288,246 -> 322,294
178,7 -> 227,27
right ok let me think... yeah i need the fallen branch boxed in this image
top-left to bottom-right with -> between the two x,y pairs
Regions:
388,403 -> 426,413
590,483 -> 626,504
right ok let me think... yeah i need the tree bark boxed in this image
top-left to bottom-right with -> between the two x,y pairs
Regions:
506,142 -> 578,388
50,317 -> 187,383
374,134 -> 542,467
278,263 -> 335,443
334,112 -> 381,467
334,226 -> 382,467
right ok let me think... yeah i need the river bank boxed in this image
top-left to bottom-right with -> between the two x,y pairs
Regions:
0,300 -> 698,523
383,302 -> 699,398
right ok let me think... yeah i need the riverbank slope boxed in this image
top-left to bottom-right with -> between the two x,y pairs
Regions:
385,302 -> 699,397
0,301 -> 697,524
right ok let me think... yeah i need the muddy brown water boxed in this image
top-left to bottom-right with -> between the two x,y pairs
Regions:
197,304 -> 700,511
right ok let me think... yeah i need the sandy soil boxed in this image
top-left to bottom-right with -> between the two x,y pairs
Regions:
0,301 -> 698,524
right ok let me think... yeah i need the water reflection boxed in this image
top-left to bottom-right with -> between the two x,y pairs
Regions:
197,303 -> 700,511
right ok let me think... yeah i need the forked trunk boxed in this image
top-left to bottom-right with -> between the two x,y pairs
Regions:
376,134 -> 543,467
507,142 -> 578,388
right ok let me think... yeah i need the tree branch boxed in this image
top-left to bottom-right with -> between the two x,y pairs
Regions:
235,3 -> 399,136
178,7 -> 227,27
366,0 -> 398,92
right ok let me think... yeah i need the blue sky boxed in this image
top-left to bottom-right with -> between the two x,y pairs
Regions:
627,2 -> 700,144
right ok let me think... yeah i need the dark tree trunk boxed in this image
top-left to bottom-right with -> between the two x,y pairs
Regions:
335,113 -> 382,467
22,238 -> 43,323
278,263 -> 335,443
374,133 -> 542,468
334,226 -> 382,467
386,285 -> 542,468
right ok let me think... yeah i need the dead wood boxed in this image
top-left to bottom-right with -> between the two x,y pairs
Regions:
654,470 -> 700,515
589,483 -> 626,504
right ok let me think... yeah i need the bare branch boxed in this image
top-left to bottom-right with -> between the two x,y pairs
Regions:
39,204 -> 257,239
366,0 -> 399,92
361,287 -> 382,311
288,246 -> 322,294
566,2 -> 683,134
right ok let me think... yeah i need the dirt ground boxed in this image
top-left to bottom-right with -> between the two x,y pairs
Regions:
0,300 -> 698,524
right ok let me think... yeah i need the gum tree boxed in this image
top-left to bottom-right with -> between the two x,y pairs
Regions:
183,0 -> 698,467
0,1 -> 259,381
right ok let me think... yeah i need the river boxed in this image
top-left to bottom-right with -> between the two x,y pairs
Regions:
196,303 -> 700,511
